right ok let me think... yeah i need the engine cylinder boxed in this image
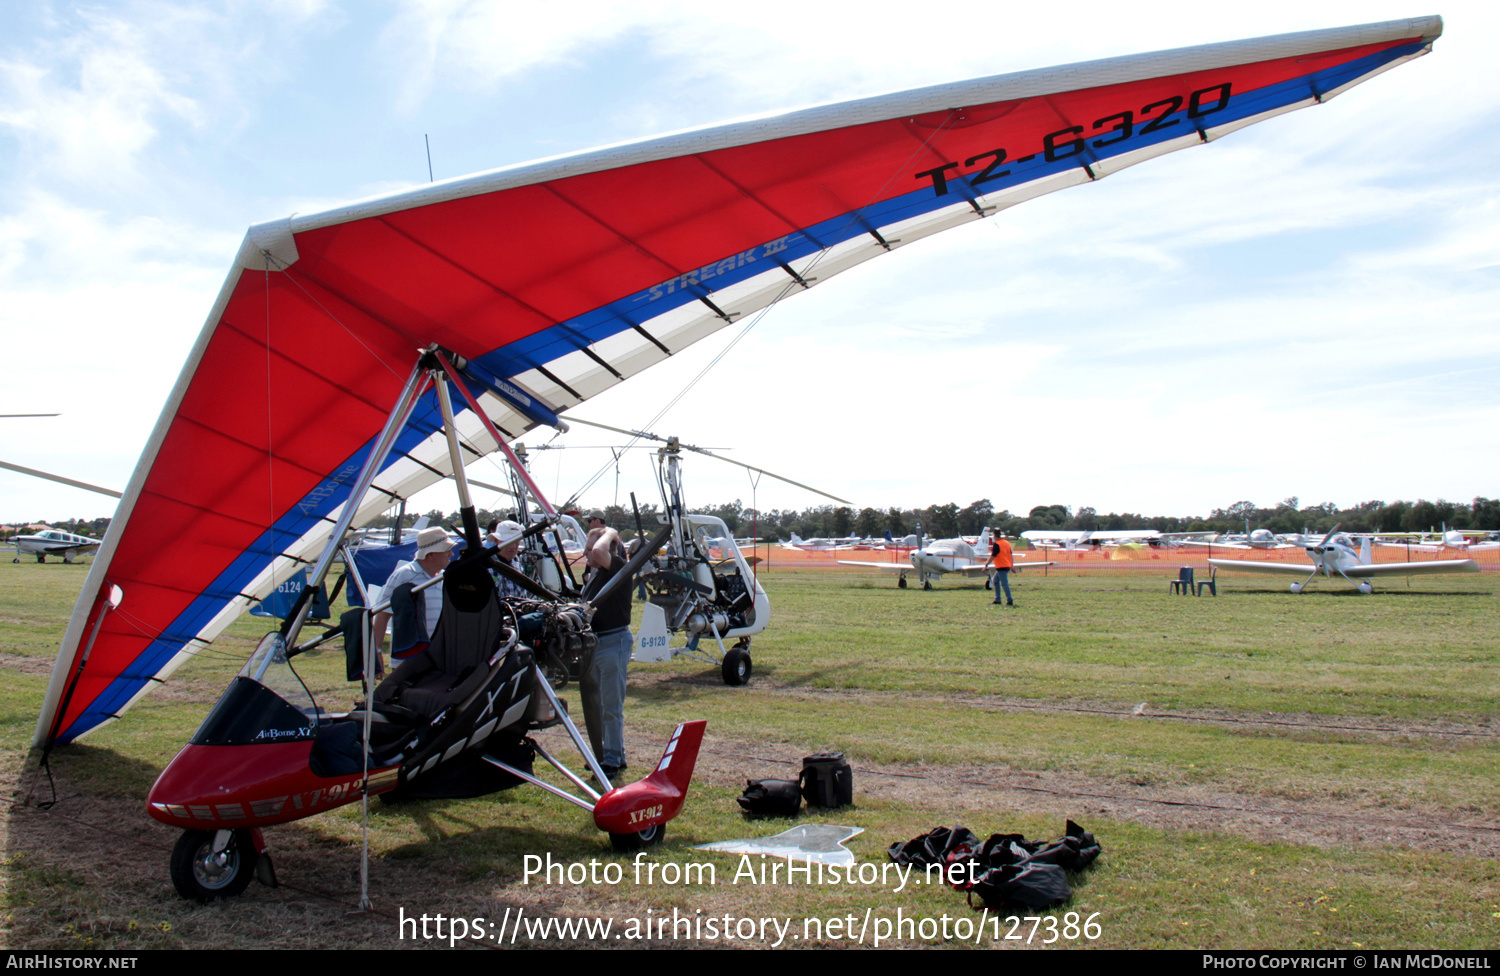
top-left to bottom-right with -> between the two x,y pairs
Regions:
685,611 -> 731,635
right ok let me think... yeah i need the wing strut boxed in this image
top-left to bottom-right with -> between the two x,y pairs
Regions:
281,360 -> 430,649
432,348 -> 559,518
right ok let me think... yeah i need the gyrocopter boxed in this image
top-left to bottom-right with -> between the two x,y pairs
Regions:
32,16 -> 1439,902
563,419 -> 850,685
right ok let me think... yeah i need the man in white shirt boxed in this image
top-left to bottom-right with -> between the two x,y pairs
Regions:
372,526 -> 455,660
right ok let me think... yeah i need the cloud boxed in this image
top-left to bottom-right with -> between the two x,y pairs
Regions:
0,12 -> 198,186
381,0 -> 657,113
0,190 -> 235,518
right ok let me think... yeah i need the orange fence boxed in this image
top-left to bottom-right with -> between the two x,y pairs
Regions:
743,542 -> 1500,576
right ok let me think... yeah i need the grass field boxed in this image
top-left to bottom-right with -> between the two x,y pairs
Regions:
1,561 -> 1497,949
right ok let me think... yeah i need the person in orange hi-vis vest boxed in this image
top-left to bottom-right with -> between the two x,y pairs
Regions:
989,532 -> 1015,607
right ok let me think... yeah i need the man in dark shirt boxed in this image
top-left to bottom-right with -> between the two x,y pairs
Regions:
581,526 -> 632,778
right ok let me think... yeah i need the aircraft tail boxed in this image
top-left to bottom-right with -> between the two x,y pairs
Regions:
1360,535 -> 1372,565
977,526 -> 993,548
592,720 -> 705,835
884,530 -> 893,544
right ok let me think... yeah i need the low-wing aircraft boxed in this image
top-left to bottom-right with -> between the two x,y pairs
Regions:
1375,525 -> 1500,553
1208,525 -> 1479,593
839,528 -> 1054,589
781,532 -> 861,551
1,453 -> 118,562
1183,527 -> 1294,550
9,527 -> 104,564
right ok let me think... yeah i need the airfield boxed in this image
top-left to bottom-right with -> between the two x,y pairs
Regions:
1,553 -> 1496,950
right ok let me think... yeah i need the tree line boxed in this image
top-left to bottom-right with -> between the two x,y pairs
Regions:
404,495 -> 1500,541
17,496 -> 1494,545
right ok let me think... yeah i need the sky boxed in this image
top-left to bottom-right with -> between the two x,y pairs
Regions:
1,1 -> 1496,527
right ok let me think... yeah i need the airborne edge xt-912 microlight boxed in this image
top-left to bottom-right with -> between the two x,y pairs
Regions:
35,17 -> 1440,899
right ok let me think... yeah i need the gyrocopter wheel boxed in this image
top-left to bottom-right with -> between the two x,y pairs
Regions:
170,828 -> 258,902
721,645 -> 751,686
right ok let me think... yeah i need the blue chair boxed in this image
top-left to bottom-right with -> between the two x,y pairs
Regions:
1196,568 -> 1217,597
1169,566 -> 1194,595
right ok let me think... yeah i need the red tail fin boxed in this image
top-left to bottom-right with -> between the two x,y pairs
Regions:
592,720 -> 705,835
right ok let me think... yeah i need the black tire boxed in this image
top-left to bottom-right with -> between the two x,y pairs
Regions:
721,647 -> 751,686
922,579 -> 932,590
897,576 -> 907,589
609,821 -> 666,853
170,828 -> 258,902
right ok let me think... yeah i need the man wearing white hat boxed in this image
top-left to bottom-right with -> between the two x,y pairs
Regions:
487,519 -> 531,599
372,526 -> 455,661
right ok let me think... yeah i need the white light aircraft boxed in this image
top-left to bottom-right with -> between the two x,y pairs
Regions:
9,527 -> 104,564
1208,525 -> 1480,593
1376,525 -> 1500,553
1,439 -> 118,563
839,528 -> 1053,589
781,532 -> 862,551
1185,527 -> 1293,550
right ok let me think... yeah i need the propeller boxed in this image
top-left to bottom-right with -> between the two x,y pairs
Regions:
1314,523 -> 1342,549
562,416 -> 851,504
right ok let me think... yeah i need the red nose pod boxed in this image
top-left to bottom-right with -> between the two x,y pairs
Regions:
147,741 -> 400,830
593,721 -> 705,834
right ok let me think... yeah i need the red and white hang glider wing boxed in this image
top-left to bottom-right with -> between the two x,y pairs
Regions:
38,17 -> 1441,745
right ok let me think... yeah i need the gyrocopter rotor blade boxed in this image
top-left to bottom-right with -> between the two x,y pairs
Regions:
1,414 -> 122,499
465,477 -> 518,498
564,416 -> 851,505
527,443 -> 728,453
0,460 -> 122,499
